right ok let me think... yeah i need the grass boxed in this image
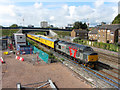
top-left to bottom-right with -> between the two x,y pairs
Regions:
53,31 -> 71,37
1,29 -> 19,36
34,32 -> 46,35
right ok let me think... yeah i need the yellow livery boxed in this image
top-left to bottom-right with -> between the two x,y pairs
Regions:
27,34 -> 56,48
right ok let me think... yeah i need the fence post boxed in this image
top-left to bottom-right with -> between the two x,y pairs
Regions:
16,83 -> 21,90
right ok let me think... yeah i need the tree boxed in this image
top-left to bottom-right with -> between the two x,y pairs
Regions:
112,14 -> 120,24
73,21 -> 87,29
0,25 -> 3,27
81,23 -> 88,29
10,24 -> 18,27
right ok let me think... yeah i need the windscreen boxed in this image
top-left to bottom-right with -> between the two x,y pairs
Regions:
84,47 -> 93,52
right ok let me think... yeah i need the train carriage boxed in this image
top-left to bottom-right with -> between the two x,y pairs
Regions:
27,34 -> 58,48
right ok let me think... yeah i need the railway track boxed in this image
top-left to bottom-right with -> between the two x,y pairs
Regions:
97,52 -> 119,64
98,62 -> 119,73
58,54 -> 120,88
27,38 -> 120,88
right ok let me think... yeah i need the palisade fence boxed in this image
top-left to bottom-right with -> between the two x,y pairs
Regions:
73,39 -> 119,52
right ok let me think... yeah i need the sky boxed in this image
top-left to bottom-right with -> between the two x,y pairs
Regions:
0,0 -> 119,27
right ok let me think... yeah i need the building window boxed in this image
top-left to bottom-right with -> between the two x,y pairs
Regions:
103,30 -> 104,32
103,35 -> 104,37
99,35 -> 100,37
111,32 -> 114,35
99,30 -> 100,32
96,35 -> 97,36
107,30 -> 110,32
111,40 -> 113,42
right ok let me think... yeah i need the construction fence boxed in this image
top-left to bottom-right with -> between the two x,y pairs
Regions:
33,46 -> 49,63
17,43 -> 49,63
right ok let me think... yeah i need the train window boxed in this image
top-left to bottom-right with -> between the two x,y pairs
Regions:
84,47 -> 93,52
58,45 -> 61,49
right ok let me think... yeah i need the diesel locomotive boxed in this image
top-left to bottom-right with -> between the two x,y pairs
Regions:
27,34 -> 98,68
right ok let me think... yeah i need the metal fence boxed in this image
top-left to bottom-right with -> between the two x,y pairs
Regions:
32,45 -> 49,63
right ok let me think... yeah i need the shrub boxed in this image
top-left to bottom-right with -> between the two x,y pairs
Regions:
73,38 -> 119,52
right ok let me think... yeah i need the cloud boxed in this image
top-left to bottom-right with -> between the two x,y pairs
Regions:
94,0 -> 104,8
34,2 -> 42,8
0,0 -> 118,27
49,16 -> 55,21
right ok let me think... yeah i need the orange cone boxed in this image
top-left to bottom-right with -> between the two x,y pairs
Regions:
19,57 -> 24,61
0,57 -> 5,63
16,56 -> 20,60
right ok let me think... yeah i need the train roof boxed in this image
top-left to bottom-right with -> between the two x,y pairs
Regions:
28,34 -> 57,42
58,40 -> 90,51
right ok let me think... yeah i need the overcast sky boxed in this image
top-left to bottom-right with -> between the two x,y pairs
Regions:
0,0 -> 119,27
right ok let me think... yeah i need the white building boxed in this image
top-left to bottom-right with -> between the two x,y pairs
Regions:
118,1 -> 120,14
14,33 -> 26,48
41,21 -> 48,28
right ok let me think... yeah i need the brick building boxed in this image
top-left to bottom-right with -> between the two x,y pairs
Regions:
97,24 -> 120,43
88,28 -> 98,41
71,29 -> 88,39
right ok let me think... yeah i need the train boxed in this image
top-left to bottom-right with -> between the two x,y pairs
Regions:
27,33 -> 98,68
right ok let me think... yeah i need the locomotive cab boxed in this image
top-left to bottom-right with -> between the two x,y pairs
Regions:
82,47 -> 98,68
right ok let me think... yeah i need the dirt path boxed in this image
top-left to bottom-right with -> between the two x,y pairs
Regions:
2,53 -> 92,88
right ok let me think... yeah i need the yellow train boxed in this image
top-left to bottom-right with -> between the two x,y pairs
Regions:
27,34 -> 57,48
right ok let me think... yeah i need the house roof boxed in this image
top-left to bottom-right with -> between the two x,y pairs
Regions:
98,24 -> 120,31
89,28 -> 98,34
73,29 -> 88,33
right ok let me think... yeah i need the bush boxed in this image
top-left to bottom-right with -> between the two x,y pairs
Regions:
73,38 -> 119,52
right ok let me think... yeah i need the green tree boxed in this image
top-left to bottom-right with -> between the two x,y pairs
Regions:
10,24 -> 18,27
73,21 -> 87,29
112,14 -> 120,24
81,23 -> 88,29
